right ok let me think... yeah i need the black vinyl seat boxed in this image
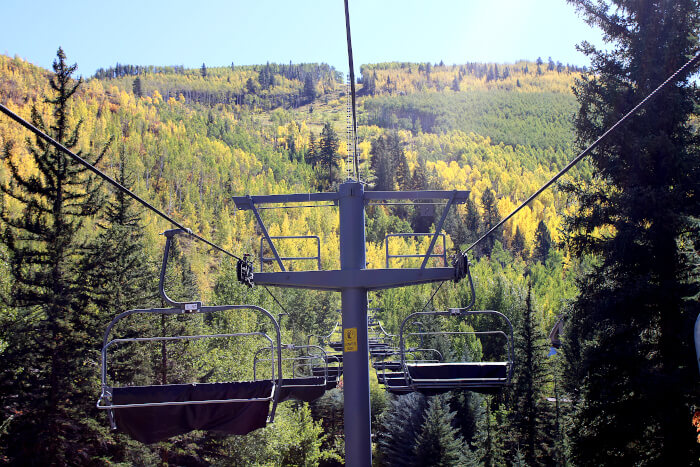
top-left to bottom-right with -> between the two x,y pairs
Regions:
406,361 -> 508,381
111,380 -> 274,444
372,361 -> 402,372
312,366 -> 342,389
405,362 -> 509,394
278,377 -> 326,402
328,341 -> 343,351
254,344 -> 328,403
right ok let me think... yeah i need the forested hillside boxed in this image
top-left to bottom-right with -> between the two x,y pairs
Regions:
1,7 -> 696,460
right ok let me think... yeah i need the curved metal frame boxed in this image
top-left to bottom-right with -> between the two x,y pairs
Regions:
158,229 -> 203,308
307,320 -> 342,348
373,347 -> 443,394
253,344 -> 328,385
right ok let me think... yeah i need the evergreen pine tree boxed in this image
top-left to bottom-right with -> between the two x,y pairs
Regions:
246,77 -> 258,95
533,220 -> 552,262
318,122 -> 340,190
390,133 -> 410,191
509,285 -> 550,465
307,131 -> 317,165
464,197 -> 481,243
200,62 -> 207,78
562,1 -> 700,464
512,226 -> 526,259
303,74 -> 316,102
411,157 -> 428,191
413,394 -> 467,467
480,188 -> 500,256
0,48 -> 109,464
370,134 -> 392,191
376,392 -> 427,467
450,391 -> 484,455
132,76 -> 143,98
475,399 -> 507,467
81,149 -> 159,387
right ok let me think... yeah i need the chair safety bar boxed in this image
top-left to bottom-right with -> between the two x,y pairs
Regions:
253,344 -> 328,382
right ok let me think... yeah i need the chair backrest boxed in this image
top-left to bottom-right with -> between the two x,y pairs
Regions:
98,304 -> 283,423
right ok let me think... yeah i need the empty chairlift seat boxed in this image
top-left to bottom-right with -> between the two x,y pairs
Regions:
111,380 -> 274,444
254,344 -> 328,403
373,348 -> 442,395
97,304 -> 282,444
313,363 -> 343,389
399,309 -> 514,394
405,362 -> 509,394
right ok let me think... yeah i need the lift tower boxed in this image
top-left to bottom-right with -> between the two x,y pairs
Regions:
233,183 -> 469,466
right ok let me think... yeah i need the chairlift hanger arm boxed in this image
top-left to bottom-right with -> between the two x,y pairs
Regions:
159,229 -> 203,308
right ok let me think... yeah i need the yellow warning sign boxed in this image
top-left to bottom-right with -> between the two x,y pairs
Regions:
344,328 -> 358,352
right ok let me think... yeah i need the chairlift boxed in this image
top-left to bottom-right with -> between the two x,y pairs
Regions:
549,315 -> 564,349
308,320 -> 344,352
397,263 -> 514,394
374,348 -> 443,395
398,309 -> 514,394
96,229 -> 283,444
367,310 -> 396,358
308,320 -> 344,386
254,344 -> 328,402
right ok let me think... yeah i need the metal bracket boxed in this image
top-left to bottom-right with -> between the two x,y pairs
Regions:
237,254 -> 255,287
421,192 -> 455,269
260,235 -> 322,271
249,202 -> 285,272
385,233 -> 448,268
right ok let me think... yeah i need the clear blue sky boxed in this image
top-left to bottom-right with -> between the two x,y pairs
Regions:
1,0 -> 604,78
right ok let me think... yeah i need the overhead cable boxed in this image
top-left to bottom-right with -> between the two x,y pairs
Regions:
263,285 -> 291,317
344,0 -> 360,180
466,51 -> 700,253
0,102 -> 243,262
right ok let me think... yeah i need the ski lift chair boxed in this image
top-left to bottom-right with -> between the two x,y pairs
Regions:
367,314 -> 396,358
313,357 -> 343,390
254,344 -> 328,402
307,322 -> 344,388
308,321 -> 344,352
398,309 -> 514,395
96,229 -> 283,444
374,348 -> 443,395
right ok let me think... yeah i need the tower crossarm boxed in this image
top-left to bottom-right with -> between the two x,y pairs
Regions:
253,267 -> 456,291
